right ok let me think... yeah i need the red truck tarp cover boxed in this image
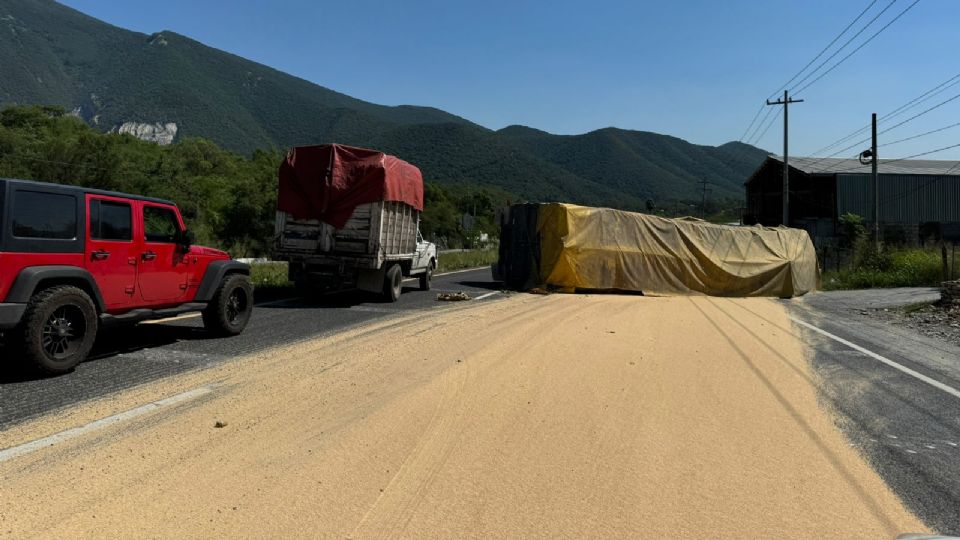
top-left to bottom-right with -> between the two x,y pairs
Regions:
277,144 -> 424,229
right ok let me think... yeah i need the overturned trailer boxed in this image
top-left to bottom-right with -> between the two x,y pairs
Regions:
495,203 -> 819,298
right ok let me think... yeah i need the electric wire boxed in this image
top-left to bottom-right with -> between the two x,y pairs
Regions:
805,90 -> 960,172
787,0 -> 901,94
807,71 -> 960,157
739,103 -> 766,143
793,0 -> 921,96
767,0 -> 879,100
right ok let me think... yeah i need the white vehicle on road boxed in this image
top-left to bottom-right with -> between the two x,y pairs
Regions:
276,202 -> 438,301
273,143 -> 437,302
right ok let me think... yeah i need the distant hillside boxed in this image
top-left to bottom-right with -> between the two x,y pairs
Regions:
498,126 -> 769,202
0,0 -> 768,206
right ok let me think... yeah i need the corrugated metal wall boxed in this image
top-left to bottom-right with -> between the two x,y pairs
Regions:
836,174 -> 960,223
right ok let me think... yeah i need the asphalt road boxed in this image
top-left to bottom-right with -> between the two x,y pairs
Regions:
789,290 -> 960,535
0,267 -> 502,430
3,278 -> 960,534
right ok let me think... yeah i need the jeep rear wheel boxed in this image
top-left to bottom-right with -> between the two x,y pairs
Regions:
18,285 -> 98,375
202,274 -> 254,336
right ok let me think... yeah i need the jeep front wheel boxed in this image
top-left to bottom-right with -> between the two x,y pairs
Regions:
18,285 -> 99,375
202,274 -> 254,336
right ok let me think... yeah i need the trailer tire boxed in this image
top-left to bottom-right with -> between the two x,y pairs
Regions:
419,260 -> 435,291
383,264 -> 402,302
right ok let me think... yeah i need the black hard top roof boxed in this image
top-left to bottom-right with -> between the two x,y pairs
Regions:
1,177 -> 176,206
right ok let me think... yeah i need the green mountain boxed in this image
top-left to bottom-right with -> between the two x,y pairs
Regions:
0,0 -> 768,207
498,126 -> 769,202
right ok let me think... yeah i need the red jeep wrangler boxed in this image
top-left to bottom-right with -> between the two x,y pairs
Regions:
0,178 -> 254,374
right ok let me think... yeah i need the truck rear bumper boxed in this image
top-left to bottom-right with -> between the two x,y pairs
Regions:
0,303 -> 26,329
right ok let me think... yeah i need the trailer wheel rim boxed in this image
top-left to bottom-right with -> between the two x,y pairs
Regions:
42,305 -> 86,359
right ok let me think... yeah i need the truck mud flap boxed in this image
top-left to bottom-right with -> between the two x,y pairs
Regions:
356,267 -> 387,294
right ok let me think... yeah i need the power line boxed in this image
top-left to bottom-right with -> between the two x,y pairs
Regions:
793,0 -> 921,97
807,71 -> 960,157
880,71 -> 960,122
880,120 -> 960,147
829,141 -> 960,174
745,106 -> 776,144
739,104 -> 766,142
942,161 -> 960,175
737,1 -> 878,146
787,0 -> 900,94
806,90 -> 960,172
877,90 -> 960,136
767,0 -> 879,99
750,107 -> 783,146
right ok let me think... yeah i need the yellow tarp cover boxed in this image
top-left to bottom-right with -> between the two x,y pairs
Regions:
537,203 -> 819,297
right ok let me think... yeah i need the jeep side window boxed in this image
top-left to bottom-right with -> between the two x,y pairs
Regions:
90,200 -> 132,241
12,190 -> 77,239
143,206 -> 180,243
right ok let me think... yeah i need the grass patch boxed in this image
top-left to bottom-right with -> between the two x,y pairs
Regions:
250,261 -> 290,287
250,261 -> 293,301
821,248 -> 950,290
437,249 -> 498,273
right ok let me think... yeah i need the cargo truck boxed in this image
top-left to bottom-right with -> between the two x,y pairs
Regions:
273,144 -> 437,301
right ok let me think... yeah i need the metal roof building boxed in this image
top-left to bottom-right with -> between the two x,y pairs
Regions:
744,156 -> 960,244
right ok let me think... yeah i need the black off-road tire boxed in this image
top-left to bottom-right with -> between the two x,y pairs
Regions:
18,285 -> 98,375
202,274 -> 254,337
419,260 -> 435,291
383,264 -> 402,303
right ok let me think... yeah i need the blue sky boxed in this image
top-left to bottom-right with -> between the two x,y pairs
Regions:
60,0 -> 960,159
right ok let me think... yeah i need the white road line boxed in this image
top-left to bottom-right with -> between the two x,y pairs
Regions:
790,316 -> 960,401
435,266 -> 490,277
474,292 -> 499,301
0,385 -> 217,465
403,266 -> 489,283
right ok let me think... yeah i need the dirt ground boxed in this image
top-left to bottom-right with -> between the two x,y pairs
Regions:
0,294 -> 928,538
869,302 -> 960,345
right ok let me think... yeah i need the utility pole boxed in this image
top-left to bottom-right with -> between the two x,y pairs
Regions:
700,178 -> 710,219
766,90 -> 804,226
859,113 -> 880,250
871,112 -> 879,250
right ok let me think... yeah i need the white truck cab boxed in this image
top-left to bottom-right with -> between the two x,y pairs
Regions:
412,230 -> 438,282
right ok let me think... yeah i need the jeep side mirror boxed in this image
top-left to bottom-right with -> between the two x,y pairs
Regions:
179,229 -> 194,250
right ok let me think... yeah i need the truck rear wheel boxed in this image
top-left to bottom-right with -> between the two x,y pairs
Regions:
419,260 -> 435,291
383,264 -> 402,302
17,285 -> 98,375
203,274 -> 254,336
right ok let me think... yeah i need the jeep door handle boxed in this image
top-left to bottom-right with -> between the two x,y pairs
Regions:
141,251 -> 157,261
91,249 -> 111,260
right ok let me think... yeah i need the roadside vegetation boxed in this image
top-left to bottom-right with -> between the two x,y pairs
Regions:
250,262 -> 291,288
437,249 -> 499,273
821,213 -> 956,290
0,106 -> 504,255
